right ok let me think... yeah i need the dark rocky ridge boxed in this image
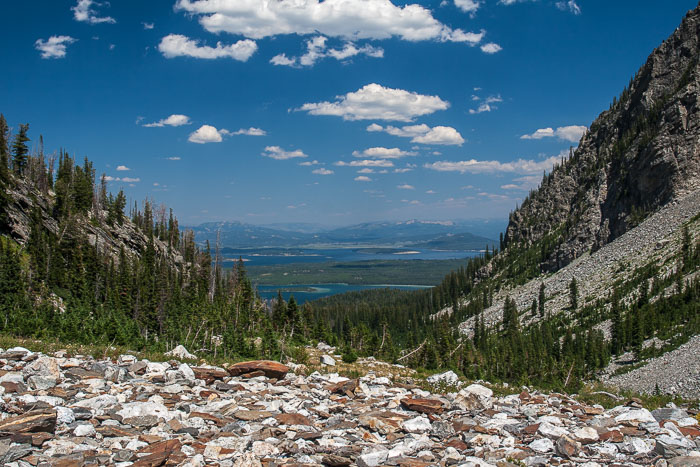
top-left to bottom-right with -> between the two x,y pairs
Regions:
505,4 -> 700,271
4,176 -> 184,268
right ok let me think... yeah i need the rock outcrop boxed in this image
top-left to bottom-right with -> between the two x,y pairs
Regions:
3,176 -> 184,267
0,347 -> 698,466
505,4 -> 700,271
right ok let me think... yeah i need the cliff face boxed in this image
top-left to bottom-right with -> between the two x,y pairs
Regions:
4,176 -> 183,268
505,5 -> 700,271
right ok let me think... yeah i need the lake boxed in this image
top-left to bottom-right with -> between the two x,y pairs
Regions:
256,283 -> 431,303
222,247 -> 481,267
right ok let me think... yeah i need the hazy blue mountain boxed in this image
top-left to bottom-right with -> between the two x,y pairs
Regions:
188,219 -> 500,249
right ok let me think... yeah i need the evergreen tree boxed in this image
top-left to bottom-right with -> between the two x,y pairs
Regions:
538,283 -> 546,317
569,277 -> 578,310
0,114 -> 9,182
610,292 -> 624,355
11,124 -> 30,176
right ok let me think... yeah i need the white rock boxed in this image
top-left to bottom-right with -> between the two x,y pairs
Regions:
116,401 -> 174,421
427,371 -> 459,386
251,441 -> 279,457
165,345 -> 196,360
179,363 -> 196,381
537,421 -> 569,439
162,384 -> 184,394
529,438 -> 554,453
73,394 -> 118,411
232,452 -> 262,467
125,440 -> 148,451
146,362 -> 168,375
27,375 -> 57,390
73,424 -> 96,437
459,457 -> 498,466
573,426 -> 599,443
357,449 -> 389,467
117,354 -> 137,365
462,383 -> 493,399
36,396 -> 65,407
56,407 -> 75,425
678,417 -> 699,427
614,408 -> 656,424
320,355 -> 336,366
23,356 -> 61,379
402,416 -> 432,433
444,446 -> 462,462
0,372 -> 24,384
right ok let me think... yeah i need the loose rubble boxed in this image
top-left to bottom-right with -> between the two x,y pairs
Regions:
0,347 -> 698,466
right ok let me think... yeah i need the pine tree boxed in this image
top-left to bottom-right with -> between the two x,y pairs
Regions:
569,277 -> 578,310
0,114 -> 9,182
538,283 -> 546,317
11,124 -> 30,176
610,292 -> 624,354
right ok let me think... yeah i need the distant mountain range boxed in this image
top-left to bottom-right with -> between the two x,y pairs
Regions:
187,219 -> 502,249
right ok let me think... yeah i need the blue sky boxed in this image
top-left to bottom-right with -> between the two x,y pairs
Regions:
1,0 -> 696,226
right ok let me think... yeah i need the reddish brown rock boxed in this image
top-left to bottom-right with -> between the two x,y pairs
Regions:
276,413 -> 313,426
327,379 -> 358,397
555,435 -> 580,459
0,409 -> 56,436
10,431 -> 53,446
400,397 -> 444,414
192,367 -> 229,384
599,430 -> 623,443
234,410 -> 272,421
227,360 -> 289,379
322,454 -> 352,466
680,426 -> 700,438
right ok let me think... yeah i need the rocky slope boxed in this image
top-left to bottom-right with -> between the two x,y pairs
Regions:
460,188 -> 700,335
505,4 -> 700,271
0,347 -> 699,466
4,176 -> 183,267
602,335 -> 700,399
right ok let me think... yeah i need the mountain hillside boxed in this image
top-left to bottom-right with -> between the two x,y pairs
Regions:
506,5 -> 700,271
307,5 -> 700,396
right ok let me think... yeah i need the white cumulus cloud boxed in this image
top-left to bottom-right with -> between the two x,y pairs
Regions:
354,176 -> 373,182
521,125 -> 587,143
480,42 -> 502,54
143,114 -> 192,128
397,184 -> 415,190
272,35 -> 384,67
300,83 -> 449,122
556,0 -> 581,15
336,159 -> 394,168
368,123 -> 464,145
454,0 -> 480,14
233,127 -> 266,136
116,165 -> 130,171
189,125 -> 226,144
35,36 -> 77,59
312,168 -> 334,175
352,147 -> 416,159
158,34 -> 257,61
72,0 -> 115,24
425,155 -> 561,174
262,146 -> 308,160
175,0 -> 485,44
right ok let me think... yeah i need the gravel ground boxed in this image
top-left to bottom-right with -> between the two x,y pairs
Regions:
602,335 -> 700,399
